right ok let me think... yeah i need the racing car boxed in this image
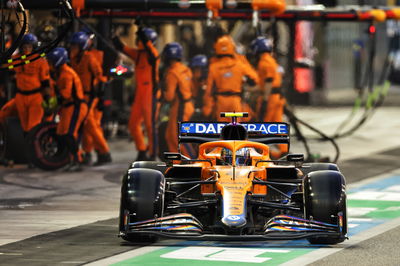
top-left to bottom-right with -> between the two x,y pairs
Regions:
119,112 -> 347,244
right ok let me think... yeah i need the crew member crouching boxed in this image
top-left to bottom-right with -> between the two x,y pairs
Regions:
47,47 -> 88,171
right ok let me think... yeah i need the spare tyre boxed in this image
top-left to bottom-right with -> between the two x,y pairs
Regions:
2,117 -> 28,164
27,122 -> 70,170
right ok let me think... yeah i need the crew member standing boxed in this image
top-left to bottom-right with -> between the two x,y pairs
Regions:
203,36 -> 259,122
80,29 -> 108,163
13,34 -> 50,134
70,31 -> 112,166
234,41 -> 258,121
161,42 -> 194,155
251,36 -> 287,158
46,47 -> 88,171
189,54 -> 208,120
113,26 -> 159,161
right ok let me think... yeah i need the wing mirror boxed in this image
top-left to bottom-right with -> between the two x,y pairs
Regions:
286,153 -> 304,167
164,152 -> 181,166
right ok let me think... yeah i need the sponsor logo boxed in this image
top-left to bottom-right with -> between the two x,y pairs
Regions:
180,123 -> 288,135
181,123 -> 194,133
226,215 -> 241,221
223,72 -> 233,78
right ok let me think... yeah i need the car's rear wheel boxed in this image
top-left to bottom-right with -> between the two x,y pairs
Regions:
119,168 -> 165,243
303,170 -> 347,244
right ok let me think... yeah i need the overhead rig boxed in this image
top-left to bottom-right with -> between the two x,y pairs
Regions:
79,6 -> 400,22
18,1 -> 400,23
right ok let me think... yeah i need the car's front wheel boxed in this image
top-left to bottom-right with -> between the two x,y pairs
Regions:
119,168 -> 165,243
303,170 -> 347,244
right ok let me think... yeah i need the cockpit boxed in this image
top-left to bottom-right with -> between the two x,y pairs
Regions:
201,142 -> 267,166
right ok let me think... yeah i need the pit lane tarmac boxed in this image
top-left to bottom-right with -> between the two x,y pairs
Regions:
0,148 -> 399,266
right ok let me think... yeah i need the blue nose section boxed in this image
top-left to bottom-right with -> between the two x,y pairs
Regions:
221,215 -> 247,228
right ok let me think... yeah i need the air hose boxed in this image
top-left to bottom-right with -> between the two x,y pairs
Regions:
331,22 -> 392,139
0,0 -> 73,70
0,1 -> 27,64
285,105 -> 340,163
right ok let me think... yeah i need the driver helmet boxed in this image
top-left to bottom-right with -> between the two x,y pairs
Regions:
236,147 -> 251,166
220,148 -> 233,165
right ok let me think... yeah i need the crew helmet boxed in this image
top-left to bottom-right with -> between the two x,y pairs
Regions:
214,35 -> 236,56
251,36 -> 273,54
190,54 -> 208,68
163,42 -> 183,60
21,33 -> 38,47
143,27 -> 158,43
47,47 -> 68,67
70,31 -> 90,50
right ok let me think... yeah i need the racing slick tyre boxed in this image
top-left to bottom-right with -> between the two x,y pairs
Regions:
0,123 -> 5,161
130,161 -> 167,174
119,168 -> 165,243
2,117 -> 28,164
27,122 -> 70,170
300,163 -> 339,177
303,170 -> 347,245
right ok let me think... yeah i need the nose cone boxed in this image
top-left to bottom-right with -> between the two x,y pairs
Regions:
221,215 -> 247,228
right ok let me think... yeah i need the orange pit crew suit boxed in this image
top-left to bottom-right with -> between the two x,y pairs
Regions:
162,59 -> 195,156
189,54 -> 208,121
70,43 -> 111,161
0,98 -> 17,124
253,39 -> 287,158
13,53 -> 50,133
83,47 -> 106,153
235,52 -> 259,122
0,98 -> 18,124
113,27 -> 160,160
191,67 -> 206,110
54,64 -> 88,163
256,53 -> 285,122
203,36 -> 259,122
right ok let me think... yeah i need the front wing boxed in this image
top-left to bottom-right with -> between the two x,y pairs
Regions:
119,213 -> 346,241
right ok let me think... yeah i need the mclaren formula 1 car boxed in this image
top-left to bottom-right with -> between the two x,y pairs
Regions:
119,113 -> 347,244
